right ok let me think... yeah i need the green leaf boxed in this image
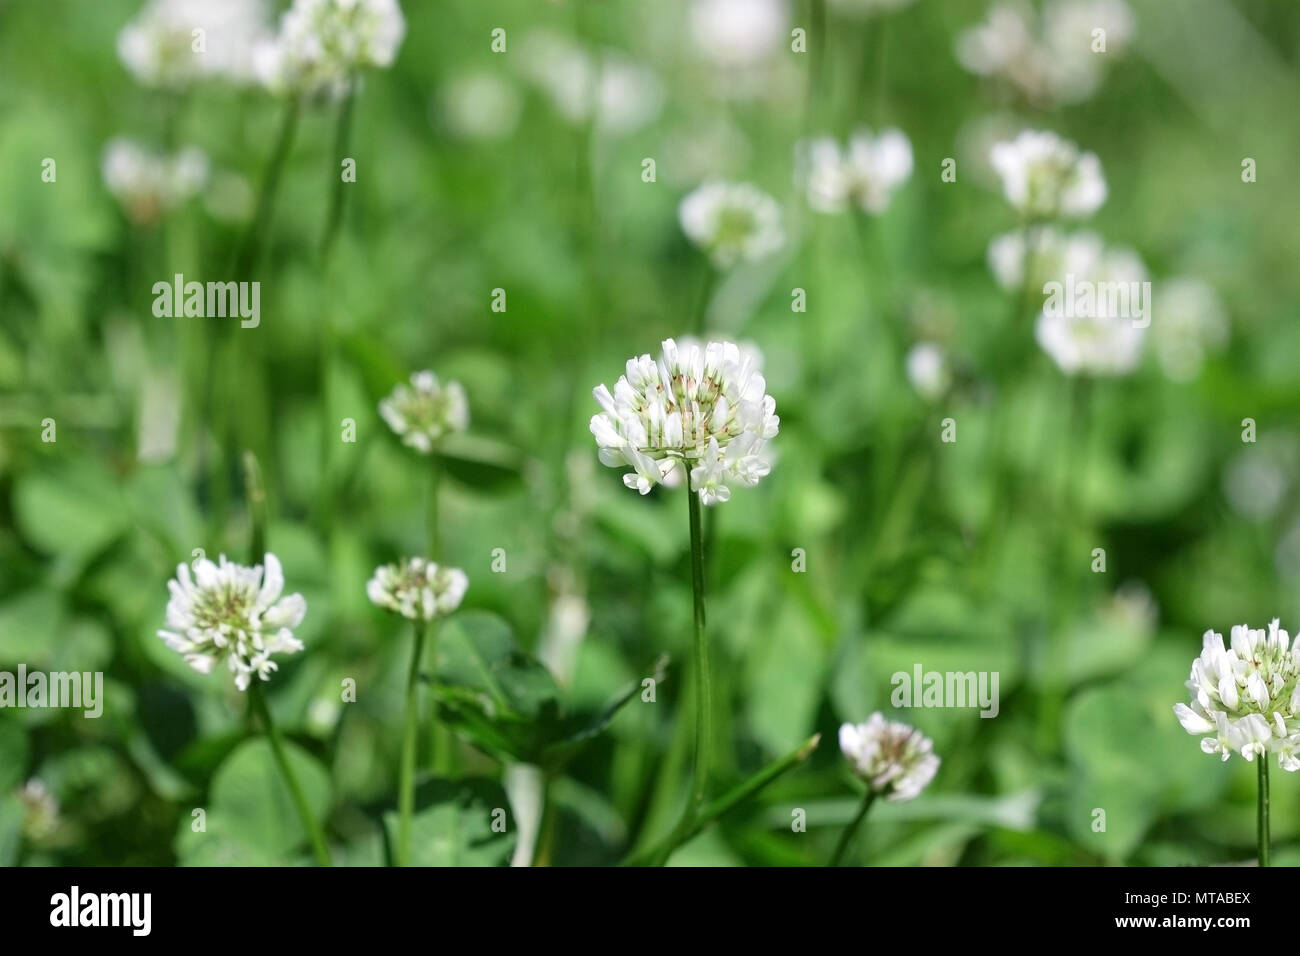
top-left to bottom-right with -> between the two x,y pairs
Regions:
198,737 -> 332,862
382,777 -> 515,866
12,461 -> 128,564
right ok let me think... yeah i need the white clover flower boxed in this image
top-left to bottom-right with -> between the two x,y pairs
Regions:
102,138 -> 209,226
1034,241 -> 1147,376
437,72 -> 522,142
158,553 -> 306,692
679,181 -> 784,269
1151,277 -> 1229,383
590,338 -> 779,505
117,0 -> 272,88
367,558 -> 468,621
990,129 -> 1107,219
18,778 -> 59,840
258,0 -> 405,98
798,128 -> 913,215
379,371 -> 469,454
514,34 -> 663,136
1175,620 -> 1300,772
956,0 -> 1134,105
905,343 -> 949,400
839,714 -> 939,802
688,0 -> 787,69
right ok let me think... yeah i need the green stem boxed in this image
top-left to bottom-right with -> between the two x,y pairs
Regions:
319,77 -> 357,261
829,789 -> 876,867
398,620 -> 427,867
625,733 -> 820,866
235,96 -> 301,278
692,265 -> 717,336
248,683 -> 332,866
427,456 -> 442,558
687,488 -> 710,815
1258,757 -> 1270,867
243,451 -> 267,562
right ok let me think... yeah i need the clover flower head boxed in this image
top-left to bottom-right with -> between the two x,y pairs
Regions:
1175,619 -> 1300,771
102,138 -> 209,226
379,371 -> 469,454
1151,277 -> 1229,383
798,128 -> 913,215
688,0 -> 787,70
1033,240 -> 1148,376
515,33 -> 663,136
158,553 -> 306,691
117,0 -> 272,88
679,181 -> 784,269
590,337 -> 779,505
367,558 -> 468,621
839,714 -> 939,802
258,0 -> 405,98
990,129 -> 1106,219
906,342 -> 950,400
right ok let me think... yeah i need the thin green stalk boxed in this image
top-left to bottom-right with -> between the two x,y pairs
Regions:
235,96 -> 302,277
687,488 -> 710,815
625,733 -> 820,866
319,77 -> 357,261
427,456 -> 442,558
243,451 -> 267,561
1258,757 -> 1270,867
692,265 -> 717,335
249,683 -> 333,866
829,789 -> 876,866
398,620 -> 427,867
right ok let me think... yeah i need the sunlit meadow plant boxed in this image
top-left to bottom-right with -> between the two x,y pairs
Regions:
797,128 -> 914,215
368,558 -> 468,867
158,552 -> 331,865
1174,619 -> 1300,866
591,338 -> 789,863
831,714 -> 939,865
678,181 -> 785,321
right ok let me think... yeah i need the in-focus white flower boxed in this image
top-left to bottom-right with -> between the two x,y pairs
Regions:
367,558 -> 468,621
437,72 -> 522,142
956,0 -> 1134,105
1175,620 -> 1300,772
158,553 -> 307,691
905,343 -> 950,400
1033,240 -> 1147,376
118,0 -> 272,88
257,0 -> 405,98
990,129 -> 1106,219
379,371 -> 469,454
590,338 -> 779,505
827,0 -> 919,16
679,181 -> 784,269
102,138 -> 209,226
839,714 -> 939,802
798,128 -> 913,215
1151,277 -> 1229,383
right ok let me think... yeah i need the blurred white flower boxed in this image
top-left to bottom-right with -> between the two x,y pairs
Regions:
689,0 -> 787,69
827,0 -> 919,15
957,0 -> 1134,105
905,343 -> 949,400
379,371 -> 469,454
798,128 -> 913,215
118,0 -> 272,88
18,779 -> 59,840
1151,277 -> 1229,383
679,181 -> 784,269
1223,437 -> 1298,521
437,72 -> 522,141
839,714 -> 939,802
367,558 -> 468,621
158,553 -> 307,691
990,129 -> 1106,219
1101,580 -> 1158,635
257,0 -> 405,98
102,138 -> 209,226
1174,620 -> 1300,771
1035,300 -> 1145,376
202,170 -> 255,224
515,32 -> 663,135
590,338 -> 779,505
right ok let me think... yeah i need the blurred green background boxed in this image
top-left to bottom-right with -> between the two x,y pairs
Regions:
2,0 -> 1300,866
